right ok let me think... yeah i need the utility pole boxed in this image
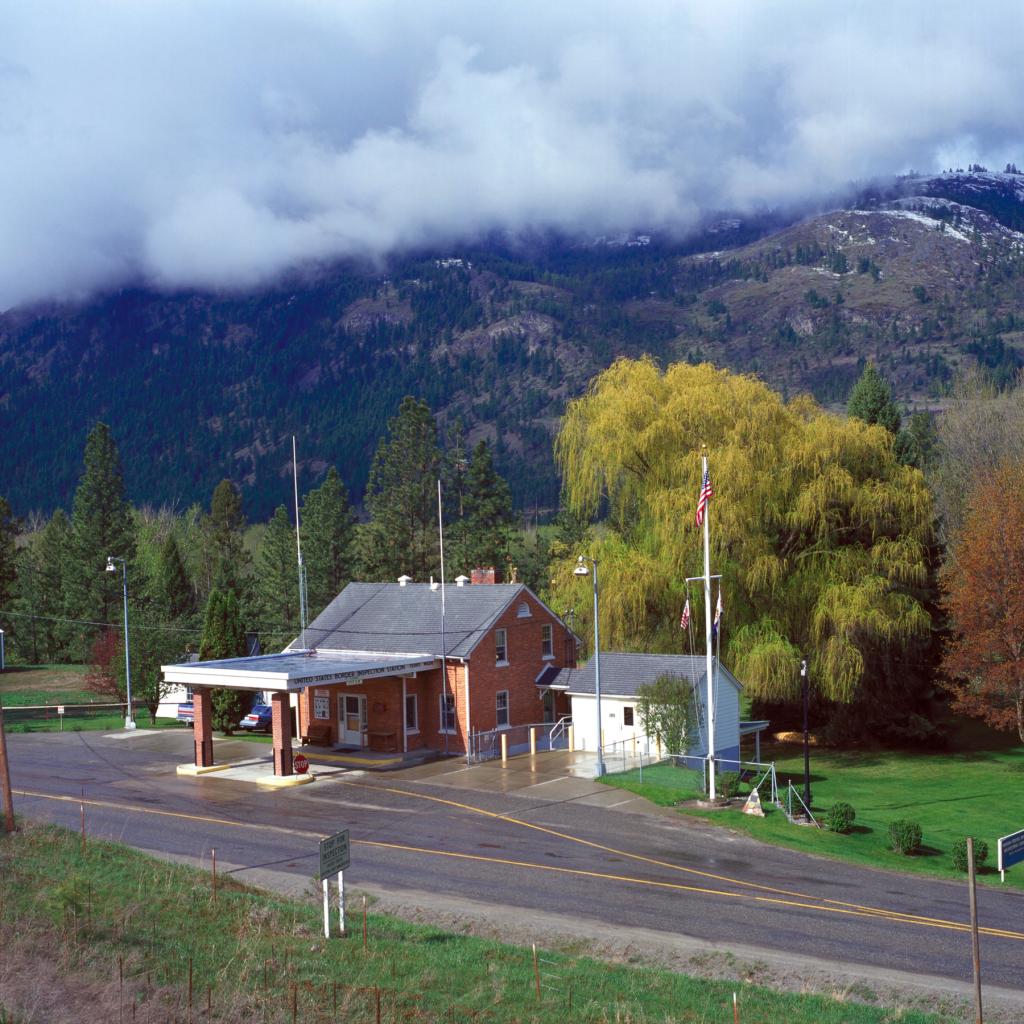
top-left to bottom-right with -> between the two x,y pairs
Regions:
0,696 -> 16,833
967,836 -> 984,1023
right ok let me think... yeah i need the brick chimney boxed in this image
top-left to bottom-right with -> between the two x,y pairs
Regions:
470,566 -> 503,585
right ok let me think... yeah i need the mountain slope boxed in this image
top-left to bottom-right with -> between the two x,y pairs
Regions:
2,172 -> 1023,519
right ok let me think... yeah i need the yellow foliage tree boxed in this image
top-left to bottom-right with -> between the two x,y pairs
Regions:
550,358 -> 933,702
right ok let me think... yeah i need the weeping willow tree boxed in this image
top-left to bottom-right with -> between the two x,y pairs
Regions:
550,358 -> 934,707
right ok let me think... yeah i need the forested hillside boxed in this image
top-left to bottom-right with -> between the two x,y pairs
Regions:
2,170 -> 1023,520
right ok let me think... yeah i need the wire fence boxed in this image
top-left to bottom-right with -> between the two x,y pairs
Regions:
1,700 -> 156,732
468,721 -> 570,762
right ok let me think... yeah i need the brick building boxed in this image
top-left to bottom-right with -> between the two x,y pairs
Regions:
163,571 -> 578,777
293,572 -> 577,755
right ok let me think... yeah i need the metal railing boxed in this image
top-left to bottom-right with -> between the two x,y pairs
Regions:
468,720 -> 568,763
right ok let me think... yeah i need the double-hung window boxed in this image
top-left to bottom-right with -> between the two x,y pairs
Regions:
541,624 -> 553,659
495,628 -> 508,665
496,690 -> 510,729
439,693 -> 456,733
405,693 -> 419,734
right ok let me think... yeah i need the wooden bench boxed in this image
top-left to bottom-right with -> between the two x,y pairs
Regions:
301,722 -> 333,747
368,730 -> 399,753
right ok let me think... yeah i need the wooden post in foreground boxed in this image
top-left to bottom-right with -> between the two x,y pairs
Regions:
967,837 -> 983,1023
0,698 -> 16,833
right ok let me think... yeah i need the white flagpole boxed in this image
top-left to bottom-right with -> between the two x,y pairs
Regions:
293,436 -> 309,651
702,446 -> 716,800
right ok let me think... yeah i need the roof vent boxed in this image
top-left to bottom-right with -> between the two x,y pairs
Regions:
455,574 -> 469,587
398,574 -> 412,587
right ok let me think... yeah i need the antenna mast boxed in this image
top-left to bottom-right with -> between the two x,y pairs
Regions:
292,436 -> 309,650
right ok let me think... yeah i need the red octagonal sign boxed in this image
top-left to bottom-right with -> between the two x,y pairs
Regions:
293,753 -> 309,775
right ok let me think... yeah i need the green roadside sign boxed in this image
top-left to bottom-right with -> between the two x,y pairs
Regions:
319,829 -> 350,880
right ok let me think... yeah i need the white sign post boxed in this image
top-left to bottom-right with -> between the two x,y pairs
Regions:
319,829 -> 351,937
57,705 -> 65,733
997,828 -> 1024,883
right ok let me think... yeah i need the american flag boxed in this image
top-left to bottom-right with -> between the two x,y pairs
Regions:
695,466 -> 713,527
679,598 -> 690,630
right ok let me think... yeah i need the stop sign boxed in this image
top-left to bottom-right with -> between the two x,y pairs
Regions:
293,753 -> 309,774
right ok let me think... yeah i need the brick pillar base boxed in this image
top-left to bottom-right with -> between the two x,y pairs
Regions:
193,688 -> 214,767
271,692 -> 293,776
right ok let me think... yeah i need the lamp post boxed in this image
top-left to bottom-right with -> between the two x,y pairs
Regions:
574,555 -> 605,777
106,557 -> 136,730
800,658 -> 811,808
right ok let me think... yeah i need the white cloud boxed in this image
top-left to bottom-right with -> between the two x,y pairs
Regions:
1,0 -> 1023,308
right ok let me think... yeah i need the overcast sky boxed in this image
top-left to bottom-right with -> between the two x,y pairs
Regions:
2,1 -> 1022,310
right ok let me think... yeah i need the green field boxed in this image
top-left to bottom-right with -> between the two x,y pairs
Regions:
0,664 -> 93,706
0,822 -> 953,1024
602,736 -> 1024,889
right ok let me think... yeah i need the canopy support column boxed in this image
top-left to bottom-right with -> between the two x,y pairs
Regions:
193,688 -> 214,768
272,692 -> 293,777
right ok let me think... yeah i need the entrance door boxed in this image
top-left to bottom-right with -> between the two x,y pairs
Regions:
339,695 -> 366,747
542,689 -> 556,723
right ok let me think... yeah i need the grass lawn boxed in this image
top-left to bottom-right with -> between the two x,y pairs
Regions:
0,664 -> 93,706
0,822 -> 952,1024
601,733 -> 1024,890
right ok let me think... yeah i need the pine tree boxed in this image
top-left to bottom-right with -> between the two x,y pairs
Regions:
153,534 -> 196,624
302,467 -> 355,618
31,510 -> 74,662
847,363 -> 901,434
199,589 -> 249,734
257,505 -> 300,640
359,397 -> 443,581
65,423 -> 136,657
204,479 -> 252,602
0,497 -> 18,655
450,441 -> 513,575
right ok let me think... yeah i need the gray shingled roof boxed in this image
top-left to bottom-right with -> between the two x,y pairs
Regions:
553,653 -> 743,697
292,582 -> 534,659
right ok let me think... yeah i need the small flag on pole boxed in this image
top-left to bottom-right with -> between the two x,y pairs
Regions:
713,588 -> 723,637
695,466 -> 713,527
680,598 -> 690,630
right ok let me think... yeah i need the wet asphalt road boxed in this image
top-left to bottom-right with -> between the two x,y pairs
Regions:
6,730 -> 1024,991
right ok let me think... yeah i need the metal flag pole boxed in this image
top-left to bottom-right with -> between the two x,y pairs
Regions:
438,479 -> 449,756
292,436 -> 309,650
702,446 -> 716,800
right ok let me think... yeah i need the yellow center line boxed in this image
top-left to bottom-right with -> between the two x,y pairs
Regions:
16,787 -> 1024,943
332,778 -> 1024,937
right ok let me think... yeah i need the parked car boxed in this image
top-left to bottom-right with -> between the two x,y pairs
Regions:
240,704 -> 273,732
177,702 -> 194,726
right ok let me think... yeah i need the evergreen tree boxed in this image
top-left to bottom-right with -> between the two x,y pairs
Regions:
199,589 -> 248,734
0,497 -> 18,657
257,505 -> 300,640
302,467 -> 355,618
31,510 -> 74,662
359,397 -> 443,581
450,441 -> 513,574
152,533 -> 196,624
847,363 -> 901,434
65,423 -> 136,657
204,479 -> 252,602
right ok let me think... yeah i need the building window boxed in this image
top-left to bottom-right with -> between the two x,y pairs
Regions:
440,693 -> 457,733
405,693 -> 419,733
541,624 -> 553,659
495,628 -> 508,665
517,601 -> 531,618
623,706 -> 634,727
496,690 -> 510,729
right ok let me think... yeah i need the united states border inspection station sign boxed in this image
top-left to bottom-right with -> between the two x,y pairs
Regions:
319,829 -> 351,880
998,828 -> 1024,875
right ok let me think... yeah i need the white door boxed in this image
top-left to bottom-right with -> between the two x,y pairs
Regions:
339,695 -> 366,747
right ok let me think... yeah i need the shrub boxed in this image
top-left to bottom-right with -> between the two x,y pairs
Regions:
717,772 -> 741,798
951,838 -> 989,873
824,802 -> 856,834
888,820 -> 923,855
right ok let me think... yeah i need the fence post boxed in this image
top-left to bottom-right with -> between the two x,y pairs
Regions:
529,727 -> 536,756
500,733 -> 508,763
568,725 -> 575,751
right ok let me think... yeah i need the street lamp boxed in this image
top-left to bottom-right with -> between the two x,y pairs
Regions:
800,658 -> 811,808
574,555 -> 605,778
106,557 -> 136,730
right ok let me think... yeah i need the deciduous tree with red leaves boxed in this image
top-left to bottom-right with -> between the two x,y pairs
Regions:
940,461 -> 1024,742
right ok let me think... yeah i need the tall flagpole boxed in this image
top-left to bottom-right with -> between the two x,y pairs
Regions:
292,436 -> 309,650
702,446 -> 716,800
438,480 -> 449,756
